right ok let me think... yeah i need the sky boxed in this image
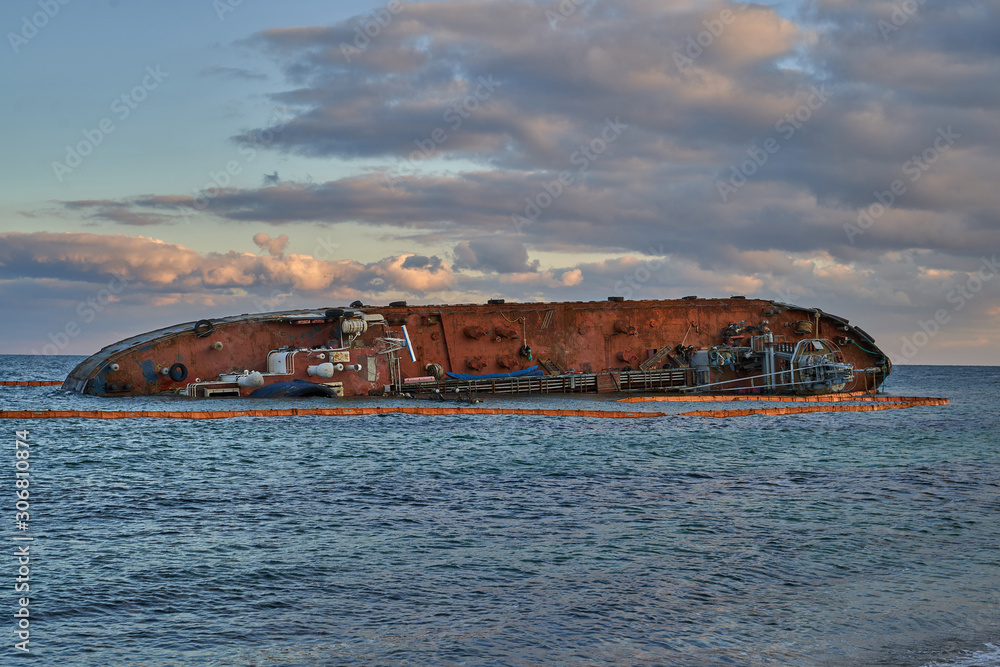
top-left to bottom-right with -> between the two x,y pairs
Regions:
1,0 -> 998,365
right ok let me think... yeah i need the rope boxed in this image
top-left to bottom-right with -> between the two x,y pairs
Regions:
500,311 -> 527,345
680,321 -> 694,346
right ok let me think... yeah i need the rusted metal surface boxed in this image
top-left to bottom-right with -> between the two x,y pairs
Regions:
63,297 -> 892,398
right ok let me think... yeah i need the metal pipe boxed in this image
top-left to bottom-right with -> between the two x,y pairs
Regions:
685,362 -> 850,392
766,333 -> 776,392
401,325 -> 417,362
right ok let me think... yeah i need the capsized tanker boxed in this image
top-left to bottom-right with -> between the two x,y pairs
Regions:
63,296 -> 891,398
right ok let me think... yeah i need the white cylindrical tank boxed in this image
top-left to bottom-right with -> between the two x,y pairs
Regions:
237,371 -> 265,388
341,319 -> 368,335
308,362 -> 336,378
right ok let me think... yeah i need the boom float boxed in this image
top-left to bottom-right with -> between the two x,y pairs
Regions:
62,297 -> 892,398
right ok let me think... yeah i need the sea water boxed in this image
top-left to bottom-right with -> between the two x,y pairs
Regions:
1,355 -> 997,666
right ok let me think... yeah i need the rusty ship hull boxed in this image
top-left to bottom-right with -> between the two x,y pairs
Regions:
63,297 -> 891,398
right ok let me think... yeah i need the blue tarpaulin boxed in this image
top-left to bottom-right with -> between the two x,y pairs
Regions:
446,364 -> 544,380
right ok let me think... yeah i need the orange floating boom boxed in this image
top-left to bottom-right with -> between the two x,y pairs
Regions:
678,396 -> 948,417
0,381 -> 63,386
619,392 -> 941,404
0,396 -> 947,421
0,407 -> 668,420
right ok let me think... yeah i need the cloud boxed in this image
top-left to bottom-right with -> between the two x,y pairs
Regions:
400,254 -> 443,270
55,0 -> 999,269
87,209 -> 177,227
454,238 -> 539,273
236,0 -> 813,169
63,199 -> 184,226
377,254 -> 453,292
0,232 -> 454,296
253,232 -> 289,256
200,65 -> 268,81
0,231 -> 200,285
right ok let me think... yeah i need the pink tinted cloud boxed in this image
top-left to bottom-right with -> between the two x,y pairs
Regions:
0,232 -> 453,296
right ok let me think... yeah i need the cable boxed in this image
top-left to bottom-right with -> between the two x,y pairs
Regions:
847,338 -> 883,356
